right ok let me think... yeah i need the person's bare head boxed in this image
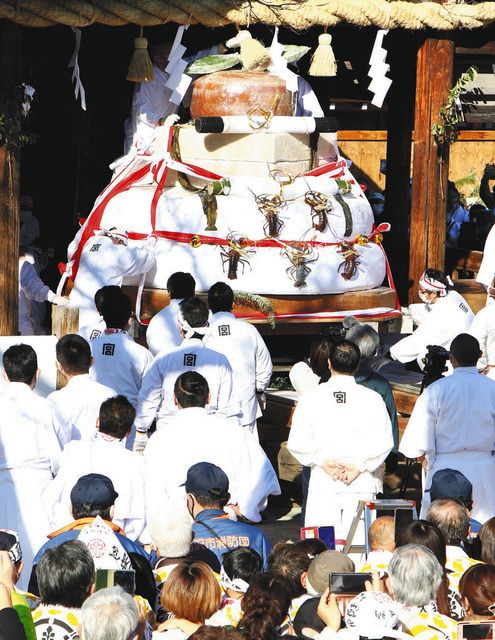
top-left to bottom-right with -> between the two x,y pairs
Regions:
151,42 -> 172,71
368,516 -> 395,553
426,498 -> 469,546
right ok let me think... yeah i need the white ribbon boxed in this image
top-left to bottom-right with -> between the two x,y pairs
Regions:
68,27 -> 87,111
368,30 -> 390,109
269,27 -> 298,94
21,84 -> 35,117
165,25 -> 192,105
177,308 -> 209,339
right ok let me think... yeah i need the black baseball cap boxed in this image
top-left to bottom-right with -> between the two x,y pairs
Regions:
428,468 -> 473,505
70,473 -> 119,510
182,462 -> 229,496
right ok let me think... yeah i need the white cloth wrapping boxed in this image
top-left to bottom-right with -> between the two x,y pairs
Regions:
204,311 -> 272,428
48,374 -> 116,441
0,382 -> 62,589
144,407 -> 279,522
81,170 -> 385,296
19,258 -> 50,335
399,367 -> 495,523
288,374 -> 393,532
390,291 -> 474,368
68,234 -> 156,328
135,337 -> 241,432
89,332 -> 154,409
145,298 -> 183,356
470,303 -> 495,375
478,223 -> 495,288
44,433 -> 146,541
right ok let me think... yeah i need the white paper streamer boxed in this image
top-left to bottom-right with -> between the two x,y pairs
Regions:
367,30 -> 390,109
21,84 -> 35,117
269,27 -> 299,94
68,27 -> 87,111
165,25 -> 192,106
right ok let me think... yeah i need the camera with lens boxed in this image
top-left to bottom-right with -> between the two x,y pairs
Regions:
421,344 -> 450,391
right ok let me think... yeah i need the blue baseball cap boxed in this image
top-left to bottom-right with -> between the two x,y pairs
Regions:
182,462 -> 229,496
70,473 -> 119,510
428,468 -> 473,505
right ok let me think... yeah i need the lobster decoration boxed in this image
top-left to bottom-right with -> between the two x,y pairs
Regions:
304,189 -> 332,233
220,233 -> 255,280
255,193 -> 285,237
281,242 -> 319,289
337,242 -> 361,280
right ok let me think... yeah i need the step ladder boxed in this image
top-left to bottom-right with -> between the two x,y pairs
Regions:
342,498 -> 417,557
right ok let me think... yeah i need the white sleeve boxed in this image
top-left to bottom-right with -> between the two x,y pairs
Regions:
215,360 -> 241,420
399,389 -> 435,458
470,311 -> 488,369
254,331 -> 273,392
20,261 -> 50,302
133,80 -> 163,127
42,449 -> 71,528
134,360 -> 164,432
120,245 -> 156,277
287,393 -> 322,467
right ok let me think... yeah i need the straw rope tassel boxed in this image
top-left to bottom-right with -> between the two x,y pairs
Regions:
309,30 -> 337,77
127,26 -> 154,82
237,30 -> 271,71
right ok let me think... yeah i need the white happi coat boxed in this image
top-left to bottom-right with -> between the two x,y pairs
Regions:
399,367 -> 495,523
470,303 -> 495,380
477,224 -> 495,288
44,433 -> 146,541
204,311 -> 272,430
145,298 -> 183,357
19,258 -> 49,335
89,331 -> 154,408
135,337 -> 240,431
78,317 -> 106,342
69,235 -> 156,328
390,291 -> 474,368
0,382 -> 62,589
288,374 -> 393,533
48,374 -> 116,441
144,407 -> 280,522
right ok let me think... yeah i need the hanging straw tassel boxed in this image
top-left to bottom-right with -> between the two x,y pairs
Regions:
309,30 -> 337,77
235,30 -> 271,72
127,26 -> 154,82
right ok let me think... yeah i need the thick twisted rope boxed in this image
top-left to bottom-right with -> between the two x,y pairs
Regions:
1,0 -> 495,29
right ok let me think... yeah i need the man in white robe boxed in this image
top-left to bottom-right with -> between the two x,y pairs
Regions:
134,296 -> 240,451
146,271 -> 195,357
90,292 -> 153,414
288,340 -> 393,537
0,344 -> 62,589
470,274 -> 495,380
144,371 -> 279,522
390,269 -> 474,369
399,333 -> 495,524
44,395 -> 146,542
49,334 -> 116,441
69,229 -> 156,328
204,282 -> 272,433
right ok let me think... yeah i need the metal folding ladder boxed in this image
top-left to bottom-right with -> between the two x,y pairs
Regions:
343,498 -> 417,556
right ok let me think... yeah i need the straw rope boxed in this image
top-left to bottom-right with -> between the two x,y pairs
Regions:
0,0 -> 494,30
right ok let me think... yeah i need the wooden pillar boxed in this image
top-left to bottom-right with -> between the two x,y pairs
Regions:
0,23 -> 21,335
384,31 -> 418,304
408,37 -> 454,304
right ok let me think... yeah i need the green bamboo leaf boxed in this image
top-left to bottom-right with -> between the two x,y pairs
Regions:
186,53 -> 241,74
282,45 -> 311,64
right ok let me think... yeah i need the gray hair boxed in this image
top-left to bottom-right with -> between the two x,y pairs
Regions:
426,498 -> 469,545
388,544 -> 442,606
81,587 -> 138,640
345,322 -> 380,359
148,508 -> 192,558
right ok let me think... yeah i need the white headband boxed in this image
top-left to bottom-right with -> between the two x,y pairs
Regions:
419,271 -> 453,297
177,309 -> 209,339
220,566 -> 250,594
94,228 -> 129,246
0,529 -> 22,564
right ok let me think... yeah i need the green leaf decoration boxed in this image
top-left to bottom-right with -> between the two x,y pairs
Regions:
282,45 -> 311,64
186,53 -> 241,74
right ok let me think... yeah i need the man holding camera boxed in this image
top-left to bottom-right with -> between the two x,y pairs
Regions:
399,333 -> 495,523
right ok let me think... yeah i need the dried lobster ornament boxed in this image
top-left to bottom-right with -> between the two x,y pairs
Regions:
220,233 -> 255,280
305,189 -> 332,233
254,170 -> 295,238
281,241 -> 319,288
337,242 -> 361,280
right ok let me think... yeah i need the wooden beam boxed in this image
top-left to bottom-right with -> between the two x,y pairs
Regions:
0,23 -> 21,335
384,31 -> 418,304
408,38 -> 454,304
